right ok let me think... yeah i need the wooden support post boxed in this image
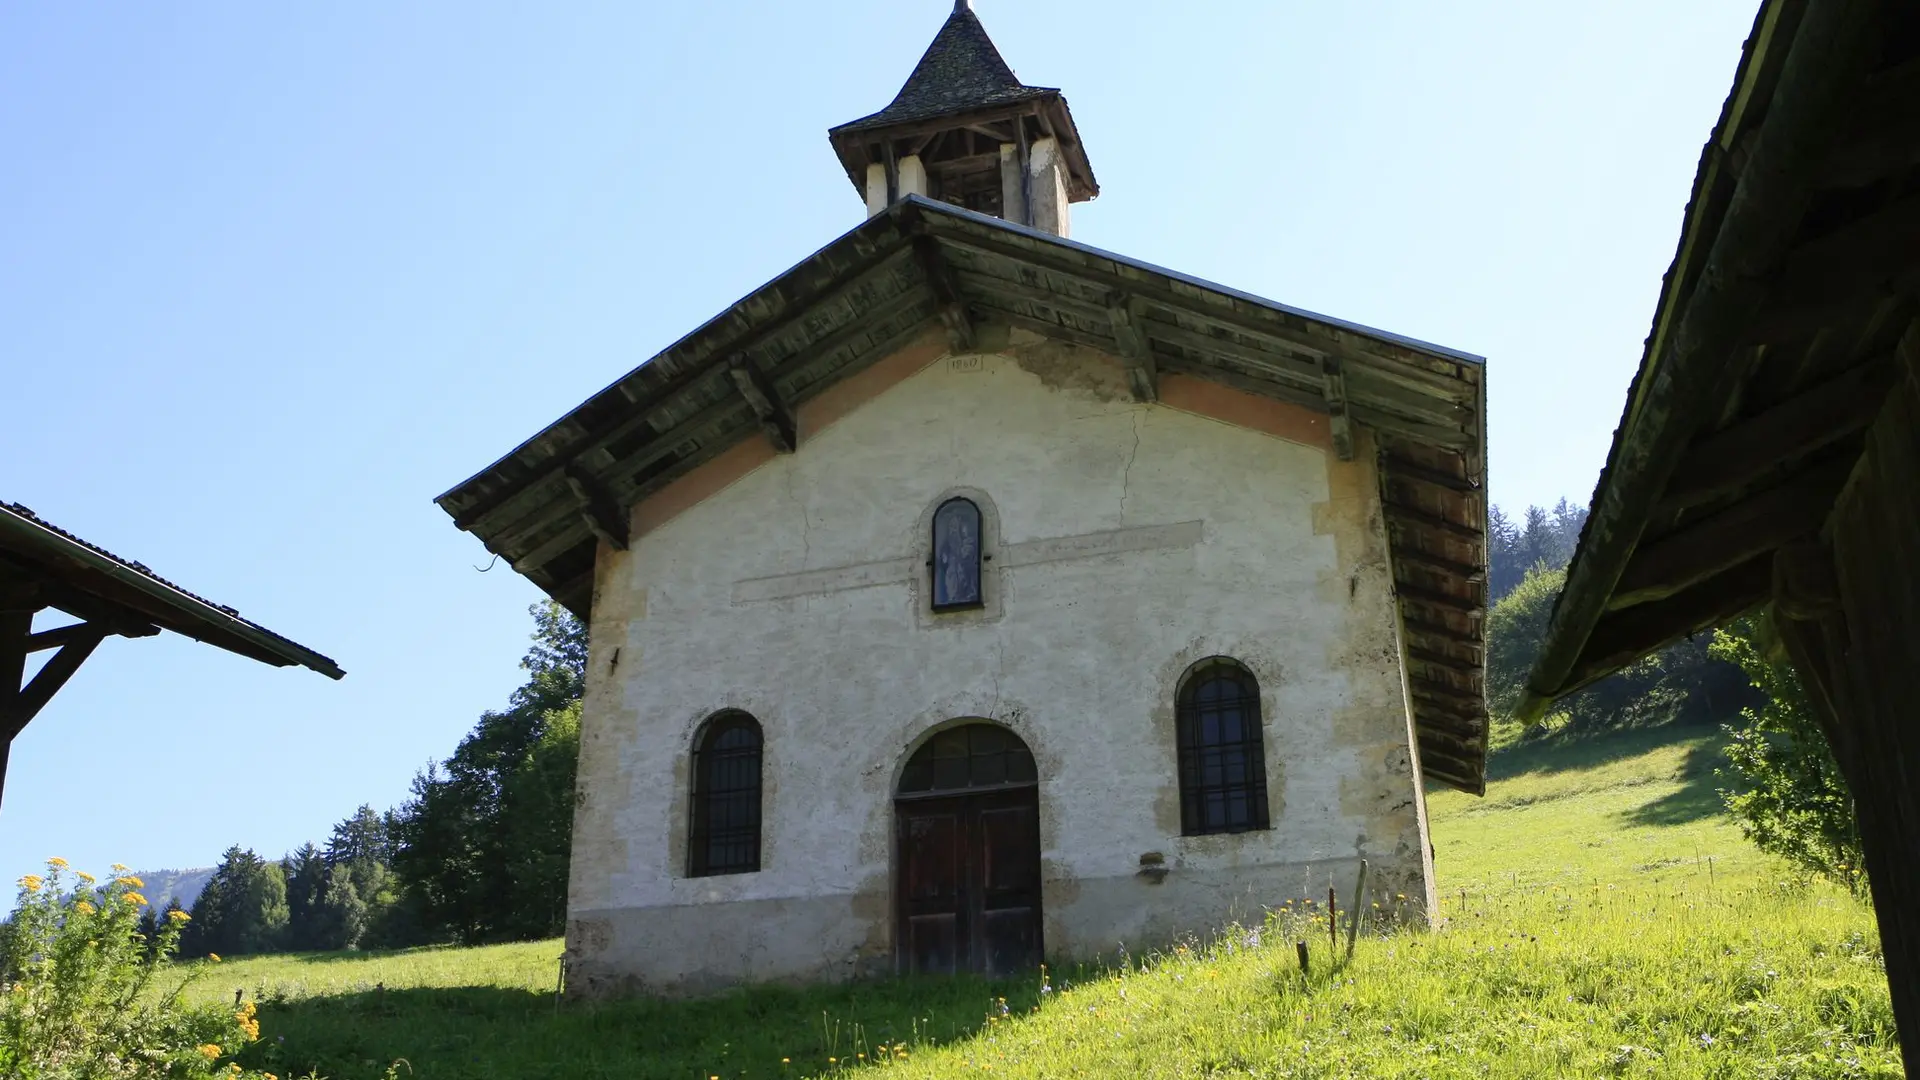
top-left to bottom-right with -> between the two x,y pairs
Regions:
913,237 -> 974,354
1295,940 -> 1310,975
1346,859 -> 1369,964
1328,885 -> 1339,958
727,360 -> 797,454
0,607 -> 29,810
1106,293 -> 1157,403
1322,356 -> 1353,460
562,466 -> 630,551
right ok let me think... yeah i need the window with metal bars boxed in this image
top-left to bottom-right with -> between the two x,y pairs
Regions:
689,712 -> 763,876
1175,658 -> 1271,835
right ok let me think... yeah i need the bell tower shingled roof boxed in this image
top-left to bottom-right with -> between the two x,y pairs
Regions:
835,1 -> 1055,133
826,2 -> 1097,223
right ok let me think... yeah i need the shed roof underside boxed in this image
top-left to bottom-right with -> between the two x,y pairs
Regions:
437,197 -> 1491,793
0,502 -> 344,679
1520,0 -> 1920,717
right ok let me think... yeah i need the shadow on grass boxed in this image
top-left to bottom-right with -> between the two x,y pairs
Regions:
1622,736 -> 1730,827
239,972 -> 1042,1080
1486,720 -> 1721,783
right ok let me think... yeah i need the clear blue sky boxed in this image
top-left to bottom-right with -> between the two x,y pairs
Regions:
1,1 -> 1755,882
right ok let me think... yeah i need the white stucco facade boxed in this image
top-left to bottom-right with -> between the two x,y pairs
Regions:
564,331 -> 1436,997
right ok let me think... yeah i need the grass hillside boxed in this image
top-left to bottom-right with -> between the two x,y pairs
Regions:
180,726 -> 1897,1079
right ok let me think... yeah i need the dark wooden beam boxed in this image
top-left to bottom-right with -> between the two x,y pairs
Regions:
1382,502 -> 1483,543
1322,356 -> 1353,460
3,623 -> 108,742
26,622 -> 110,653
1105,293 -> 1157,403
1611,453 -> 1856,609
913,237 -> 974,354
1380,456 -> 1481,493
1392,547 -> 1487,583
1397,583 -> 1485,618
563,465 -> 630,552
1659,354 -> 1894,511
1399,612 -> 1483,647
1405,643 -> 1476,670
727,360 -> 798,454
1563,555 -> 1772,699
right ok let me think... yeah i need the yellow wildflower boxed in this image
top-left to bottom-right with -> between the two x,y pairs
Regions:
74,901 -> 96,916
197,1044 -> 221,1061
782,1058 -> 791,1064
75,871 -> 95,884
209,953 -> 222,963
124,892 -> 149,907
116,875 -> 144,889
17,875 -> 43,891
47,857 -> 69,869
168,909 -> 191,923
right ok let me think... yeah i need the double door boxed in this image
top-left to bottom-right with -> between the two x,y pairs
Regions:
895,786 -> 1042,976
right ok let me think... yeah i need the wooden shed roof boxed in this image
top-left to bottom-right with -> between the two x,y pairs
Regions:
0,502 -> 344,680
1518,0 -> 1920,718
437,196 -> 1491,792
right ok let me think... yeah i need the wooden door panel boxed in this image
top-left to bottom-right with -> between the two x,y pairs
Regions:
896,786 -> 1042,977
905,913 -> 960,975
979,906 -> 1040,976
901,811 -> 960,904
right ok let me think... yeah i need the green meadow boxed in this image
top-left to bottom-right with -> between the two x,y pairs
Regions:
179,725 -> 1897,1079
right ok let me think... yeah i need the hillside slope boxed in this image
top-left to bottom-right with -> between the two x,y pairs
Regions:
186,726 -> 1896,1079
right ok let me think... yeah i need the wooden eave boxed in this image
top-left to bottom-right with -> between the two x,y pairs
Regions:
0,503 -> 344,679
437,195 -> 1489,792
1518,0 -> 1920,717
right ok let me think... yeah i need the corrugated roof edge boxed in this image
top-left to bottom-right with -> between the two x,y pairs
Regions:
0,503 -> 344,680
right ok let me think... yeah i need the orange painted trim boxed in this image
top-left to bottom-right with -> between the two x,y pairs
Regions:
1159,373 -> 1334,452
628,331 -> 948,542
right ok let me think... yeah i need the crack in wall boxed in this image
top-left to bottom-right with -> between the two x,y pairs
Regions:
1119,409 -> 1143,523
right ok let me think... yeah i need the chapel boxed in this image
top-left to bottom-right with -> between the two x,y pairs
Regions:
438,1 -> 1490,996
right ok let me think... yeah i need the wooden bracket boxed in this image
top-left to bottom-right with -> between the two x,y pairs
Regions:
727,360 -> 797,454
1106,293 -> 1157,403
1772,540 -> 1842,621
563,466 -> 630,551
913,237 -> 974,354
1322,356 -> 1354,460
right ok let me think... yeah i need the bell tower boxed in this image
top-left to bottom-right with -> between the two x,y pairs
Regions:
827,1 -> 1097,236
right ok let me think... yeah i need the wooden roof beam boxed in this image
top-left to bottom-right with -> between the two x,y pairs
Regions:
1612,451 -> 1855,609
1322,356 -> 1353,460
564,465 -> 630,552
913,238 -> 974,354
1105,293 -> 1157,403
1562,554 -> 1772,701
728,360 -> 798,454
1658,349 -> 1898,511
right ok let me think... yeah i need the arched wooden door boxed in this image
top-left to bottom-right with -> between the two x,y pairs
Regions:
894,724 -> 1043,976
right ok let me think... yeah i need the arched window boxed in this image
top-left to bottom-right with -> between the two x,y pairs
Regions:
689,711 -> 763,877
1175,658 -> 1270,835
931,497 -> 984,611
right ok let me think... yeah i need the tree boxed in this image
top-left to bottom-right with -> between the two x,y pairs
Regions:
282,843 -> 329,951
326,805 -> 391,868
1711,618 -> 1864,892
180,846 -> 288,957
390,601 -> 587,944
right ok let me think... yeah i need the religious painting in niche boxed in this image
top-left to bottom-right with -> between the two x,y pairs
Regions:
931,497 -> 984,611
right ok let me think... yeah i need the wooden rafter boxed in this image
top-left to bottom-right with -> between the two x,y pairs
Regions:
913,237 -> 975,354
563,466 -> 631,552
1105,293 -> 1157,402
1321,356 -> 1353,460
727,359 -> 798,455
